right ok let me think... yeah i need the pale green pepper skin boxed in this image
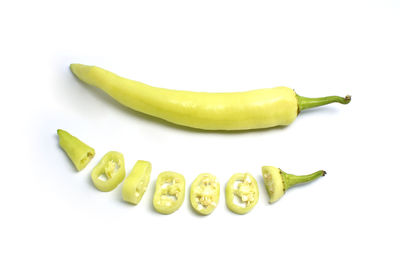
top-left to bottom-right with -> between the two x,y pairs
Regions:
190,173 -> 220,215
91,151 -> 125,192
57,129 -> 95,171
153,171 -> 185,214
225,173 -> 259,214
262,166 -> 326,203
122,160 -> 152,205
70,64 -> 351,131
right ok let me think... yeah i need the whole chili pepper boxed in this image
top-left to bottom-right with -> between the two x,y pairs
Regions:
70,64 -> 351,131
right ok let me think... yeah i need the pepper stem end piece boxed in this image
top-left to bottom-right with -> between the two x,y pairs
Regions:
297,94 -> 351,112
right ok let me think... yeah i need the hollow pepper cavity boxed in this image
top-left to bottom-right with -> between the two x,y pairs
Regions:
153,171 -> 185,214
225,173 -> 259,214
190,173 -> 220,215
91,151 -> 126,192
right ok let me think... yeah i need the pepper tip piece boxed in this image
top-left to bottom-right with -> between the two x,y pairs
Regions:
57,129 -> 95,171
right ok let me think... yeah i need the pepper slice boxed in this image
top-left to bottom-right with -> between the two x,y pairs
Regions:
91,151 -> 125,192
57,129 -> 95,171
122,160 -> 152,205
262,166 -> 326,203
190,173 -> 220,215
225,173 -> 259,214
153,171 -> 185,214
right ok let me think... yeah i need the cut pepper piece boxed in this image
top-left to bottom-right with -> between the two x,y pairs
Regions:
262,166 -> 326,203
91,151 -> 125,192
190,173 -> 220,215
122,160 -> 152,205
226,173 -> 259,214
57,129 -> 95,171
153,171 -> 185,214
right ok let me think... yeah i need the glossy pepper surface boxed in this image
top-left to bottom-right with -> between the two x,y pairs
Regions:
262,166 -> 326,203
153,171 -> 185,214
91,151 -> 125,192
225,173 -> 259,214
190,173 -> 220,215
70,64 -> 351,131
57,129 -> 95,171
122,160 -> 151,205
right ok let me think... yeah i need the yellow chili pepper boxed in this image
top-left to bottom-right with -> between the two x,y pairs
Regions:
122,160 -> 152,205
225,173 -> 259,214
262,166 -> 326,203
190,173 -> 220,215
57,129 -> 95,171
91,151 -> 125,192
153,171 -> 185,214
70,64 -> 351,131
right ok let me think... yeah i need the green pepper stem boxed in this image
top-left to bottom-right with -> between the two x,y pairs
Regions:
297,94 -> 351,112
281,170 -> 326,190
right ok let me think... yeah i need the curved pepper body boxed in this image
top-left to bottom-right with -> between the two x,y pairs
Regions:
57,129 -> 95,171
153,171 -> 185,214
190,173 -> 220,215
70,64 -> 298,130
122,160 -> 152,205
91,151 -> 125,192
225,173 -> 259,214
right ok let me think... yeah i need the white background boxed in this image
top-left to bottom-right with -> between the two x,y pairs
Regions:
1,0 -> 399,264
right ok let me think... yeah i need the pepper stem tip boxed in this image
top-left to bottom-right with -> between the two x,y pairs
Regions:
344,95 -> 351,104
297,94 -> 352,112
